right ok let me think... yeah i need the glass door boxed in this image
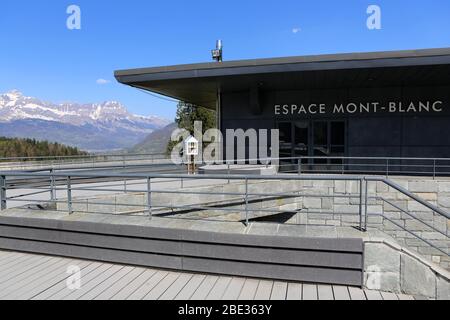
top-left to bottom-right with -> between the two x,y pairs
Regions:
312,120 -> 346,171
294,121 -> 309,158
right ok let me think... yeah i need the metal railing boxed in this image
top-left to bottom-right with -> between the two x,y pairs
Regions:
2,154 -> 450,179
184,155 -> 450,178
279,156 -> 450,178
0,169 -> 448,259
0,152 -> 169,172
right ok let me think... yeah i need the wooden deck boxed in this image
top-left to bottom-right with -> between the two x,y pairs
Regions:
0,250 -> 415,300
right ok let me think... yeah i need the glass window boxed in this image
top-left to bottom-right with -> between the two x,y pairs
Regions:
294,121 -> 309,157
331,122 -> 345,145
279,123 -> 292,144
314,122 -> 328,146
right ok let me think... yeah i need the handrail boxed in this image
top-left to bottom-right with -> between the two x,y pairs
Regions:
0,171 -> 365,181
2,171 -> 449,218
0,171 -> 448,259
366,177 -> 450,219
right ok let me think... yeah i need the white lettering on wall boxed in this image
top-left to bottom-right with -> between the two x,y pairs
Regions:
275,101 -> 445,116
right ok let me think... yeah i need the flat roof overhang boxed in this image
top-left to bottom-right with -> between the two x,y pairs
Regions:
114,48 -> 450,109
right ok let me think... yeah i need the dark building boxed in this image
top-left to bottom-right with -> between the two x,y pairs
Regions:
115,48 -> 450,172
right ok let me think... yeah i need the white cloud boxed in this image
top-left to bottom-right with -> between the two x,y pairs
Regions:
96,78 -> 111,85
292,27 -> 301,34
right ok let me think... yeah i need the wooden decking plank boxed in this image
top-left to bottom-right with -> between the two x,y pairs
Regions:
348,287 -> 367,300
364,290 -> 383,300
0,256 -> 61,292
0,252 -> 28,268
0,253 -> 39,276
14,259 -> 86,300
144,272 -> 180,300
79,266 -> 135,300
159,273 -> 194,300
32,262 -> 102,300
95,267 -> 147,300
0,250 -> 23,260
126,270 -> 168,300
270,282 -> 287,300
175,274 -> 206,300
0,250 -> 11,258
50,263 -> 113,300
333,286 -> 351,300
0,251 -> 413,302
317,285 -> 334,300
381,292 -> 399,300
222,277 -> 246,300
206,276 -> 232,300
61,264 -> 121,300
190,275 -> 219,300
254,280 -> 273,300
3,258 -> 83,300
303,284 -> 318,300
111,269 -> 157,300
238,279 -> 260,300
286,283 -> 302,300
0,254 -> 53,284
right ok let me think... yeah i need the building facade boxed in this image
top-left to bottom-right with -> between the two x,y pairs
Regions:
115,48 -> 450,171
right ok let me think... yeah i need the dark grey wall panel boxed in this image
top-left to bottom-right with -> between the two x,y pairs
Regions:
0,237 -> 184,270
0,216 -> 363,252
182,257 -> 362,286
348,117 -> 402,147
0,217 -> 364,286
0,225 -> 361,269
221,84 -> 450,162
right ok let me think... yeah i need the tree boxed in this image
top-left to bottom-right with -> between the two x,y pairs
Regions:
166,101 -> 216,155
0,137 -> 88,161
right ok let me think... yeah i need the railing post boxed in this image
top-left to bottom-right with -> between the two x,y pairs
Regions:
364,178 -> 369,231
433,159 -> 436,180
67,176 -> 73,215
228,163 -> 231,184
124,178 -> 127,193
50,169 -> 56,201
298,159 -> 302,175
147,177 -> 152,220
386,159 -> 390,178
245,178 -> 249,226
0,175 -> 7,211
359,178 -> 364,231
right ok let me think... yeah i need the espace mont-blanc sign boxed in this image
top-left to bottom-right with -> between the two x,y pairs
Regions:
274,100 -> 444,116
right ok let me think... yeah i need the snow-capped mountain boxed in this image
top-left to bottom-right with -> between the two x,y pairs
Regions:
0,90 -> 170,151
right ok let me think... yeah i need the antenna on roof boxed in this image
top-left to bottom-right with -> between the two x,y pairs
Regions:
211,40 -> 223,62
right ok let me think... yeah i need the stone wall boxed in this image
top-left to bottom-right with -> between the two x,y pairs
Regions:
364,239 -> 450,300
57,176 -> 450,269
288,177 -> 450,270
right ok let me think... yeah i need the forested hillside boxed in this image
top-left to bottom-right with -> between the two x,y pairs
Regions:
0,137 -> 87,159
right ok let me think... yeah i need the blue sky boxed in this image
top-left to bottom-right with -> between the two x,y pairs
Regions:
1,0 -> 449,120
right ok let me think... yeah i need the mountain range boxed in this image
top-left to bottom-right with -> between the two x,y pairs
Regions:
0,90 -> 170,152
